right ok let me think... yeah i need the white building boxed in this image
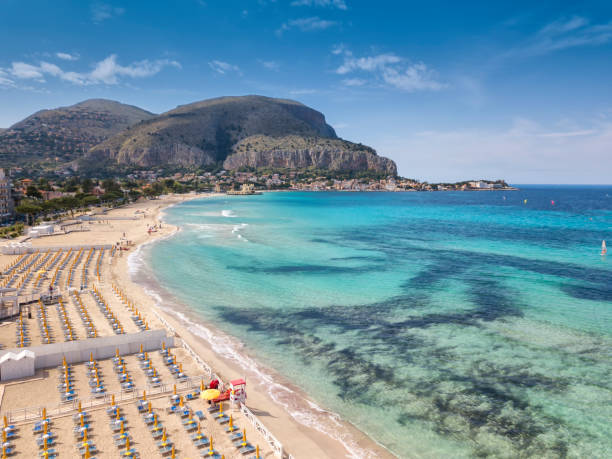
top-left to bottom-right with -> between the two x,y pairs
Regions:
0,169 -> 14,222
469,181 -> 493,189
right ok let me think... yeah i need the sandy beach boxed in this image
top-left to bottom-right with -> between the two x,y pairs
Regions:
1,193 -> 394,458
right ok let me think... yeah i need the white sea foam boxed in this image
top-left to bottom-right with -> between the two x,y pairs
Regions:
146,299 -> 377,459
221,209 -> 237,218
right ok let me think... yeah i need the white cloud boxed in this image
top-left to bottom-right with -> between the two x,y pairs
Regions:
208,60 -> 241,75
0,69 -> 15,88
2,55 -> 180,86
381,63 -> 447,92
509,16 -> 612,57
277,16 -> 338,34
335,49 -> 445,92
56,52 -> 79,61
9,62 -> 45,80
91,2 -> 125,23
260,60 -> 280,71
336,53 -> 401,74
291,0 -> 347,10
90,55 -> 181,83
331,43 -> 350,55
341,78 -> 365,86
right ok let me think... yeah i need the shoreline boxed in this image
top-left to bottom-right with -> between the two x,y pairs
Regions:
115,194 -> 396,458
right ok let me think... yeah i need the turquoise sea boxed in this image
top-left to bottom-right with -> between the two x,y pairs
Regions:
139,187 -> 611,458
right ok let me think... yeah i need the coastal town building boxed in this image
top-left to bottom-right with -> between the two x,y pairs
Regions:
0,169 -> 14,222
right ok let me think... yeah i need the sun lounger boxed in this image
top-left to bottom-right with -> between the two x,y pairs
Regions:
239,444 -> 256,455
192,435 -> 210,448
215,412 -> 229,424
77,443 -> 97,455
115,436 -> 130,447
229,431 -> 244,442
207,405 -> 219,414
39,448 -> 57,458
121,447 -> 138,457
36,437 -> 54,448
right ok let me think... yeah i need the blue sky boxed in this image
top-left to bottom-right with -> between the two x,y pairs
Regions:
1,0 -> 611,183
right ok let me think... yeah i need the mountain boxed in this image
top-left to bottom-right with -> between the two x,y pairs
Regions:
0,99 -> 154,169
86,95 -> 396,175
224,135 -> 397,174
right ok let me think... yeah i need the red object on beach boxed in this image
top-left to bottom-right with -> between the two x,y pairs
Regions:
209,379 -> 219,389
212,389 -> 231,403
230,378 -> 246,386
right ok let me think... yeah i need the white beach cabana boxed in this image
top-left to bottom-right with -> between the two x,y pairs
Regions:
0,349 -> 35,381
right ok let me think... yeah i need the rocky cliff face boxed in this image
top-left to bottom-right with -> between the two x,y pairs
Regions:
224,135 -> 397,174
86,95 -> 338,168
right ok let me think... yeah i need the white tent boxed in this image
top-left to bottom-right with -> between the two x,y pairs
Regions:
0,350 -> 35,381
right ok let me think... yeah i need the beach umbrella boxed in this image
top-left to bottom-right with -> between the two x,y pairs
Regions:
200,389 -> 220,401
197,422 -> 201,435
112,394 -> 116,406
3,416 -> 7,428
148,401 -> 152,414
142,390 -> 147,401
2,430 -> 5,443
116,408 -> 120,421
171,445 -> 175,458
140,344 -> 143,353
219,402 -> 224,415
162,428 -> 167,443
78,401 -> 82,412
173,385 -> 177,395
200,380 -> 205,391
83,428 -> 88,443
208,436 -> 214,454
240,429 -> 247,447
125,436 -> 130,450
256,445 -> 260,459
85,443 -> 90,459
120,421 -> 125,435
81,416 -> 85,428
179,396 -> 184,408
44,422 -> 48,434
154,414 -> 158,427
227,415 -> 235,431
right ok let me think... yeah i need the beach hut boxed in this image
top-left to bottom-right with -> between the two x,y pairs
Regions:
0,350 -> 35,381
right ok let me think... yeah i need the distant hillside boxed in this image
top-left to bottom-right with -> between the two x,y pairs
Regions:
0,99 -> 154,169
85,95 -> 396,175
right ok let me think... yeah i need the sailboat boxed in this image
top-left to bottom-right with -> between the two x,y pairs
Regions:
602,240 -> 607,256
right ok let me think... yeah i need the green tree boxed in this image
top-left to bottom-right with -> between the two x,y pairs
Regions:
81,178 -> 94,193
102,179 -> 121,193
15,201 -> 42,225
80,195 -> 100,207
26,185 -> 42,199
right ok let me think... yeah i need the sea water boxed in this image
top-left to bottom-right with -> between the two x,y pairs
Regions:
141,187 -> 612,458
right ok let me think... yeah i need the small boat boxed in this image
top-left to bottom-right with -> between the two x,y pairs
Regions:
602,240 -> 607,256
